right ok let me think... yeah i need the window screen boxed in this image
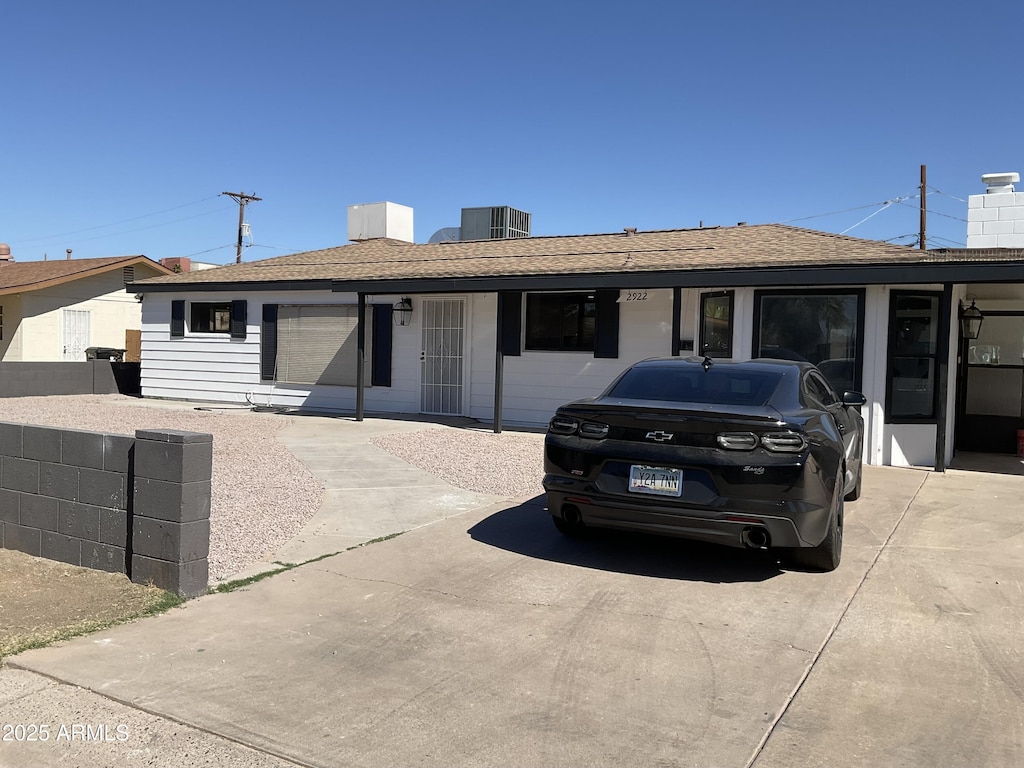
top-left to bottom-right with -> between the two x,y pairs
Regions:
275,305 -> 371,387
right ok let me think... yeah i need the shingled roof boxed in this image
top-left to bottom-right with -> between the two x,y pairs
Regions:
130,224 -> 1024,293
0,255 -> 173,296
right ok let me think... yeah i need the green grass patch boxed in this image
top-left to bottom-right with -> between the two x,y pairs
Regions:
211,531 -> 406,594
1,590 -> 184,662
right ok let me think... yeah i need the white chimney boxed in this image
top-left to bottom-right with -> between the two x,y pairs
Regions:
981,172 -> 1019,194
347,202 -> 414,243
967,172 -> 1024,248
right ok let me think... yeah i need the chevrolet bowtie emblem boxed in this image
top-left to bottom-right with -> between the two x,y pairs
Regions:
645,431 -> 674,442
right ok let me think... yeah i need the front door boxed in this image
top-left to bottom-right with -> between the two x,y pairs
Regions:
420,298 -> 465,416
956,310 -> 1024,453
62,309 -> 91,361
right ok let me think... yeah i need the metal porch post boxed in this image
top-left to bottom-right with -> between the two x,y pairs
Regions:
934,283 -> 953,472
494,292 -> 504,433
356,292 -> 366,422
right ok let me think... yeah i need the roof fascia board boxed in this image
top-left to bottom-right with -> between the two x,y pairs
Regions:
128,260 -> 1024,296
131,279 -> 336,294
332,261 -> 1024,293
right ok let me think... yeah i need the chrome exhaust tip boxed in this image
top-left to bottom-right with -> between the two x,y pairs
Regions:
741,527 -> 770,550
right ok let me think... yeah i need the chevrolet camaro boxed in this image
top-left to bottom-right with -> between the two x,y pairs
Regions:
542,357 -> 865,571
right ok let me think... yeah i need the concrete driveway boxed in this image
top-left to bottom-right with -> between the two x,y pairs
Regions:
2,458 -> 1022,767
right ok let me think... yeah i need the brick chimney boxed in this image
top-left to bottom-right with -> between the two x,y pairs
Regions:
967,172 -> 1024,248
0,244 -> 12,264
160,257 -> 192,273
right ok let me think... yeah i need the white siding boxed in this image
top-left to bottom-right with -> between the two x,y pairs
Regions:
141,290 -> 421,413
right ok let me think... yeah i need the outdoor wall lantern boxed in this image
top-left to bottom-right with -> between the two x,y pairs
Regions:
393,297 -> 413,326
959,299 -> 984,340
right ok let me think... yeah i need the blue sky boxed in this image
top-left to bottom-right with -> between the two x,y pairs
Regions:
2,1 -> 1020,265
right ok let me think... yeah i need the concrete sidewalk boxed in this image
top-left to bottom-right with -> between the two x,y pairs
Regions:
231,414 -> 505,579
1,417 -> 1022,767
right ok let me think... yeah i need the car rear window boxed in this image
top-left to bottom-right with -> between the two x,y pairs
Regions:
608,366 -> 783,406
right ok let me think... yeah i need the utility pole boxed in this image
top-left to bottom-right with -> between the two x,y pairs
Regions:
919,165 -> 927,250
221,191 -> 262,263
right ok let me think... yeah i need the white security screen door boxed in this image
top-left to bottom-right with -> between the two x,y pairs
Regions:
420,298 -> 465,415
62,309 -> 91,361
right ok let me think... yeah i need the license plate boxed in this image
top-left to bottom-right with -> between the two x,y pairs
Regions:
628,465 -> 683,497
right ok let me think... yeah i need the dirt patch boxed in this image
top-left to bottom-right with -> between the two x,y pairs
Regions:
0,549 -> 177,661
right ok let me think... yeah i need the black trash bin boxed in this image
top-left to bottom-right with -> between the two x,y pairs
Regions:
85,346 -> 126,362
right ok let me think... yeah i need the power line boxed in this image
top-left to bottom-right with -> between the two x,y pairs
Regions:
894,199 -> 966,222
247,243 -> 306,254
839,196 -> 912,235
181,243 -> 237,258
928,234 -> 967,248
777,198 -> 910,225
45,207 -> 229,246
9,195 -> 225,245
926,185 -> 968,204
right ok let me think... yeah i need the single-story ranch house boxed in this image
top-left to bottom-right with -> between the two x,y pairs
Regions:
0,248 -> 172,361
131,186 -> 1024,472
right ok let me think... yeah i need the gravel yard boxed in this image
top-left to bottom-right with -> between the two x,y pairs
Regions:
0,396 -> 547,581
370,427 -> 545,498
0,395 -> 321,580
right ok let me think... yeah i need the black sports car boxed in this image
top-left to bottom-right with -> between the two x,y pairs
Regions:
542,357 -> 865,571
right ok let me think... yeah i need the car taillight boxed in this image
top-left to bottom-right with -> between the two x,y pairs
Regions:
717,432 -> 759,450
579,422 -> 609,439
760,431 -> 807,453
549,416 -> 579,435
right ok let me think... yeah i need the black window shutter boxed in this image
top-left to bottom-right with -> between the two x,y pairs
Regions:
261,304 -> 277,381
371,303 -> 393,387
500,291 -> 522,356
594,289 -> 620,359
170,300 -> 185,338
231,300 -> 247,340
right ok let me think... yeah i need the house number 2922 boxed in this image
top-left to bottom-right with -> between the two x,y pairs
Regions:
624,291 -> 648,301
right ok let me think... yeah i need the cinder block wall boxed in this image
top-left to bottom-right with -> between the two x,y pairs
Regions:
0,361 -> 139,397
0,422 -> 211,597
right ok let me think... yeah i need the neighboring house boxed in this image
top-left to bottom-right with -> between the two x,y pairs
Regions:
0,246 -> 173,361
131,188 -> 1024,471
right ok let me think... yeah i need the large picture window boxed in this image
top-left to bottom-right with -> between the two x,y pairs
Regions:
275,305 -> 371,387
525,293 -> 596,351
700,291 -> 733,357
886,292 -> 940,422
753,289 -> 864,395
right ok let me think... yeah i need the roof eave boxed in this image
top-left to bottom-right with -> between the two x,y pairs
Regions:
331,259 -> 1024,293
130,278 -> 336,294
0,255 -> 174,296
